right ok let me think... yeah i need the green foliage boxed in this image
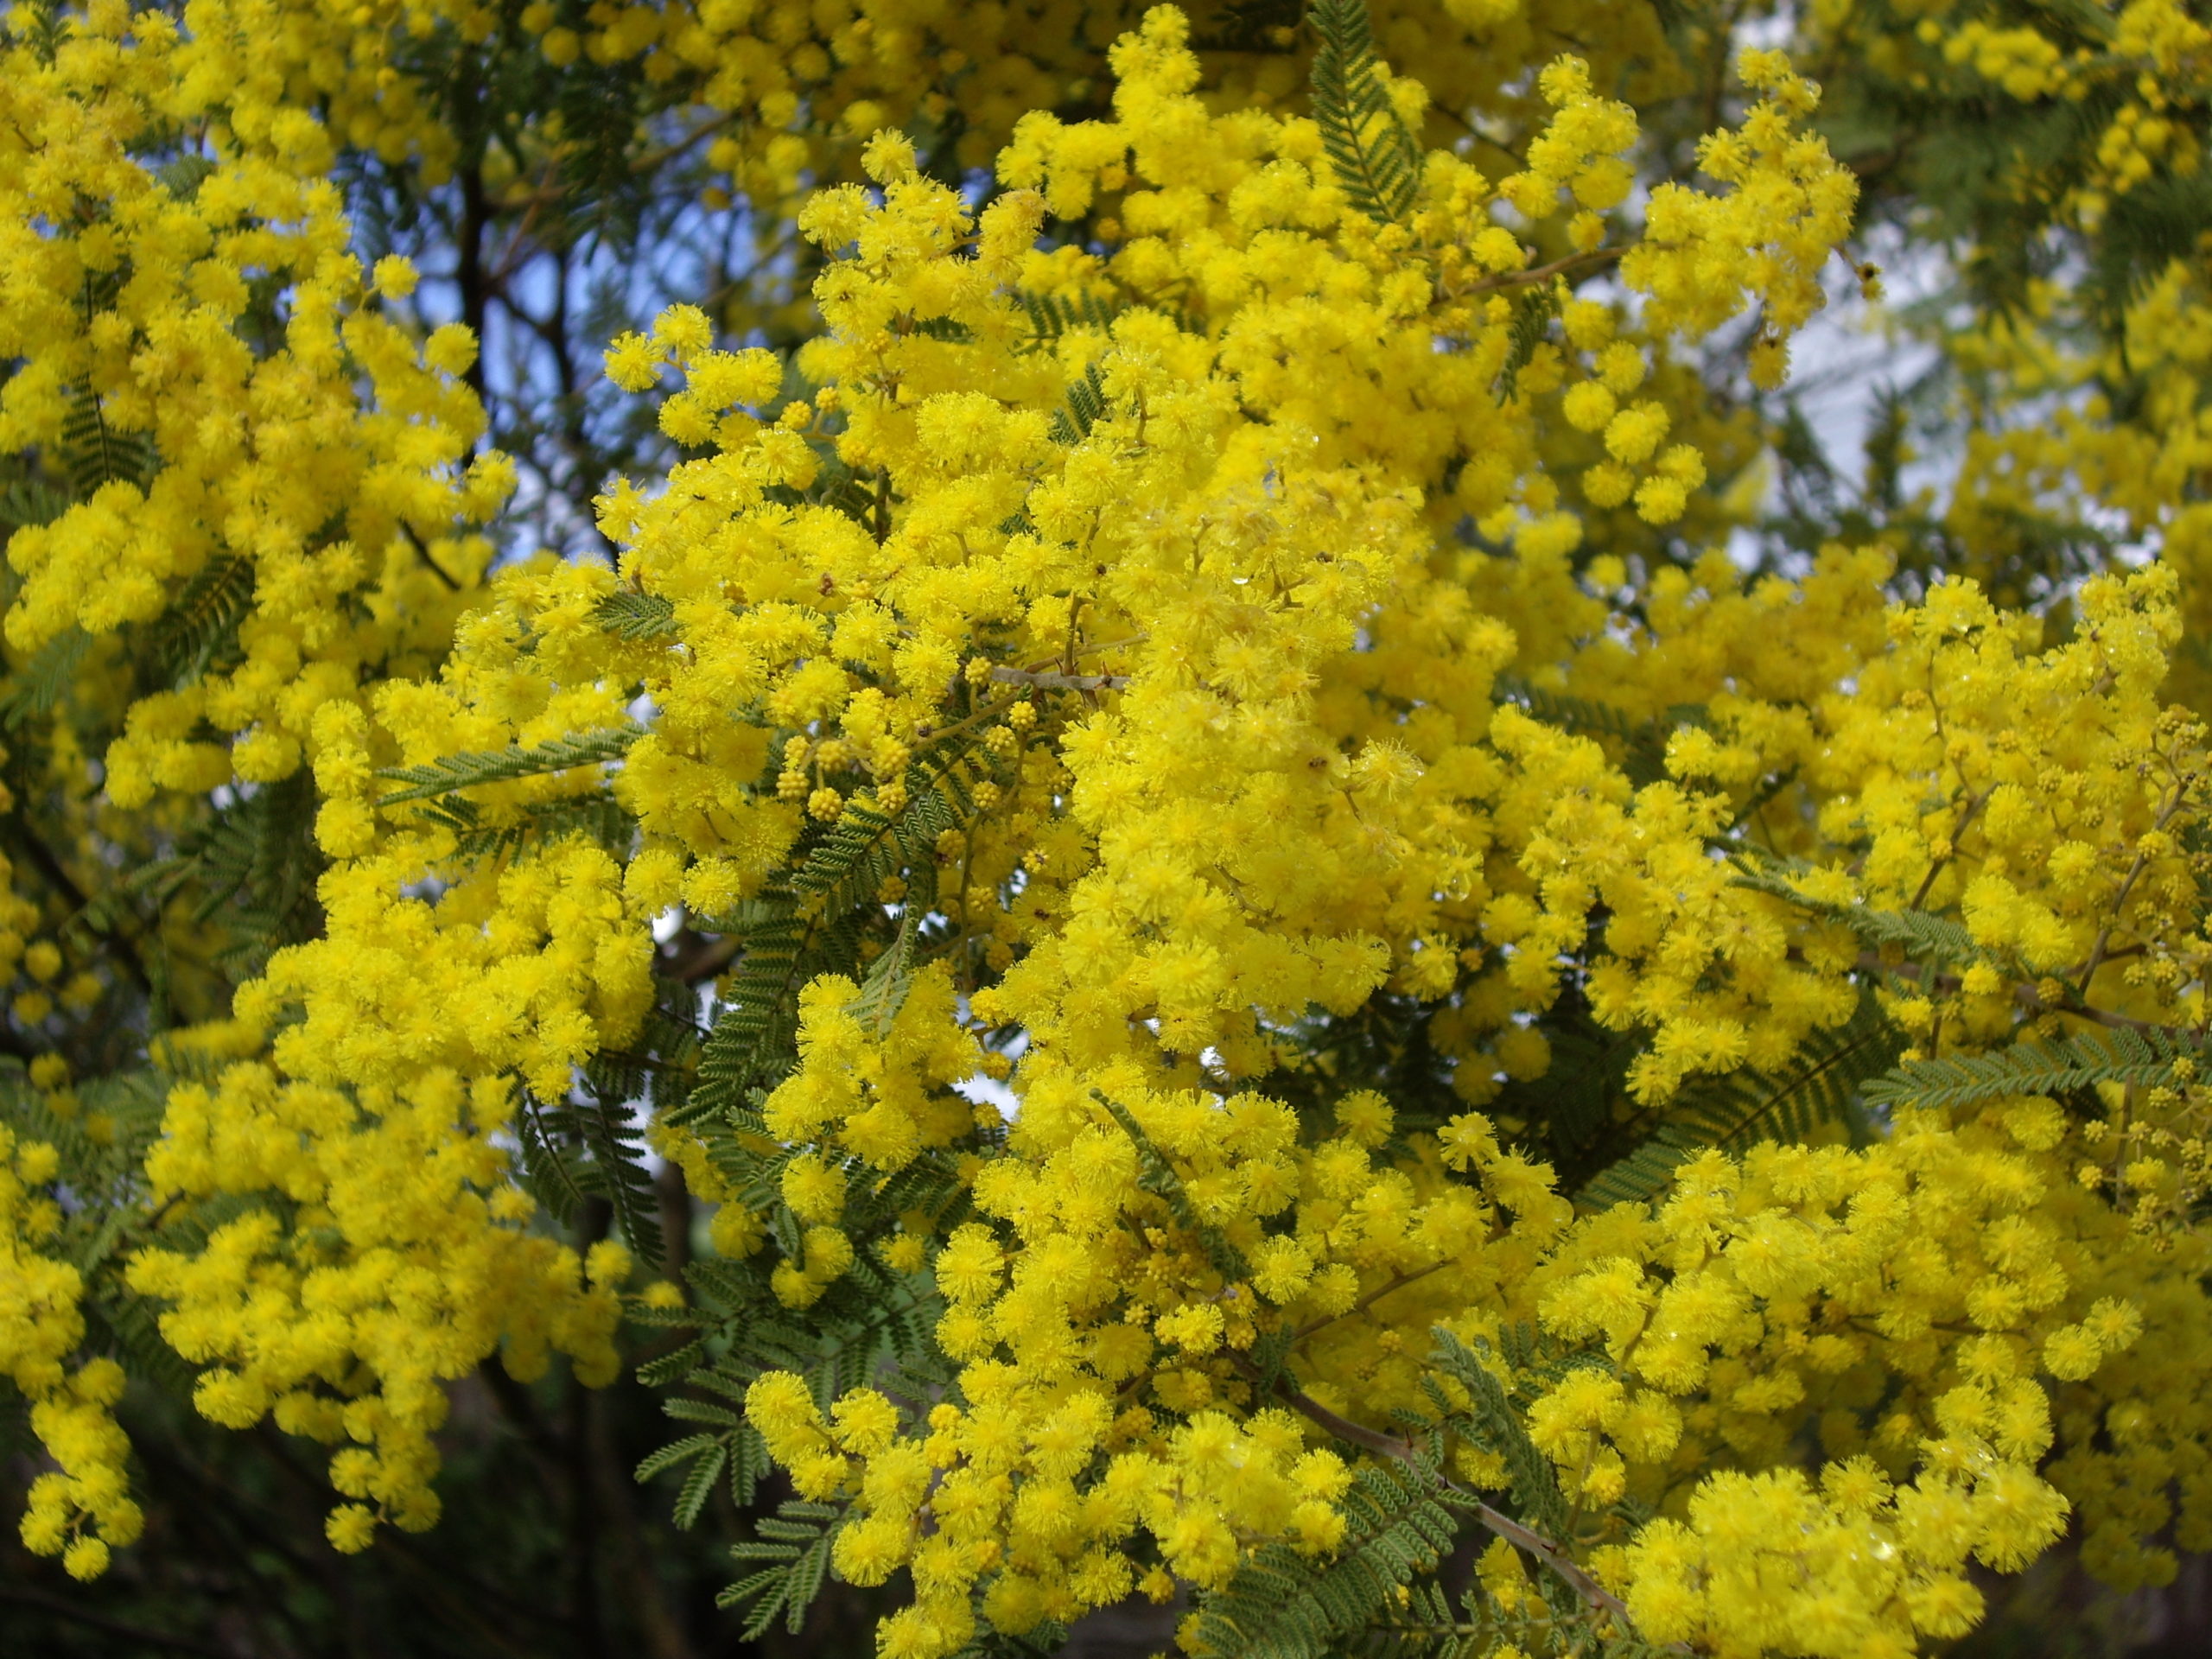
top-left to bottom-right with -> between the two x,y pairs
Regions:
1494,282 -> 1562,405
686,745 -> 983,1123
638,1236 -> 951,1627
0,1064 -> 194,1394
1046,360 -> 1110,445
1863,1023 -> 2203,1112
375,726 -> 639,805
721,1497 -> 843,1637
1491,1002 -> 1643,1179
1426,1329 -> 1570,1539
1096,1087 -> 1248,1281
1189,1463 -> 1458,1659
774,446 -> 884,530
144,552 -> 254,688
514,1083 -> 665,1268
1579,991 -> 1902,1208
1307,0 -> 1421,226
1016,287 -> 1123,346
848,907 -> 919,1038
58,379 -> 156,501
117,768 -> 324,984
1731,855 -> 1984,967
592,589 -> 679,640
0,627 -> 91,731
1265,991 -> 1470,1148
439,790 -> 638,864
1493,676 -> 1707,790
636,1429 -> 734,1529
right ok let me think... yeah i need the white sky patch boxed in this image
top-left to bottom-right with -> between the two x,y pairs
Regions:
954,1070 -> 1020,1120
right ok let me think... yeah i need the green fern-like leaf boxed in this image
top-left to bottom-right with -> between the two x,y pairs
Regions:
511,1083 -> 664,1267
1018,288 -> 1123,348
1188,1464 -> 1458,1659
144,553 -> 255,686
0,627 -> 92,730
0,1067 -> 196,1395
718,1498 -> 843,1638
1492,676 -> 1706,790
1095,1089 -> 1247,1282
156,153 -> 218,200
593,590 -> 679,640
684,750 -> 981,1122
575,1083 -> 667,1269
1493,282 -> 1560,405
848,911 -> 918,1039
762,447 -> 880,528
1307,0 -> 1421,226
514,1094 -> 594,1225
84,1289 -> 198,1398
448,792 -> 637,864
58,379 -> 156,499
376,727 -> 639,806
1862,1024 -> 2202,1111
683,892 -> 812,1125
1489,1007 -> 1641,1170
671,1440 -> 729,1529
635,1430 -> 720,1484
1578,991 -> 1904,1208
1425,1328 -> 1571,1539
118,768 -> 323,981
1731,858 -> 1982,968
1046,360 -> 1110,445
0,478 -> 71,533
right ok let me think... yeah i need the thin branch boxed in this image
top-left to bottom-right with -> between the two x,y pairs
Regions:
0,1586 -> 232,1657
1241,1363 -> 1645,1635
1910,783 -> 1994,911
1865,952 -> 2182,1036
988,666 -> 1128,691
1289,1260 -> 1450,1344
663,929 -> 740,985
399,520 -> 463,592
2077,786 -> 2186,996
1453,245 -> 1624,300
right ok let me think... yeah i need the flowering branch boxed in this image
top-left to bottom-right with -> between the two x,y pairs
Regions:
1230,1355 -> 1643,1633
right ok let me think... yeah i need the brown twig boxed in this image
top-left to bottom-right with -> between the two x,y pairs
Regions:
1288,1260 -> 1451,1344
988,665 -> 1129,691
1910,783 -> 1994,911
1454,245 -> 1624,300
1236,1361 -> 1643,1633
1864,952 -> 2181,1036
0,1586 -> 233,1657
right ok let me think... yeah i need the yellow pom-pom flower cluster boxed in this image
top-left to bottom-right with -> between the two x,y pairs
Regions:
0,1127 -> 141,1577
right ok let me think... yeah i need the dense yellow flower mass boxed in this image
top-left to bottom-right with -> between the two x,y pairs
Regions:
9,0 -> 2212,1654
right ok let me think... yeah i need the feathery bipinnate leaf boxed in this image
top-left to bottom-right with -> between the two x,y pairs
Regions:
718,1499 -> 842,1638
144,553 -> 254,686
1730,856 -> 1983,969
1863,1023 -> 2204,1112
1307,0 -> 1421,226
1425,1329 -> 1570,1539
1492,675 -> 1708,790
1578,991 -> 1904,1209
683,746 -> 982,1124
1187,1464 -> 1459,1659
592,589 -> 679,640
1046,360 -> 1109,445
512,1084 -> 665,1268
375,727 -> 639,806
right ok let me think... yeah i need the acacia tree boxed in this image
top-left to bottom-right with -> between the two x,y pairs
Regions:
6,0 -> 2212,1655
